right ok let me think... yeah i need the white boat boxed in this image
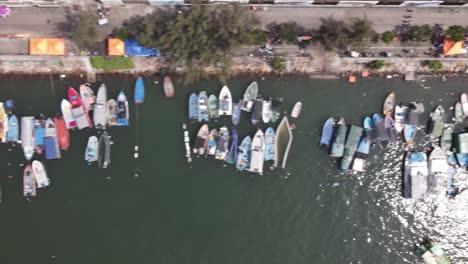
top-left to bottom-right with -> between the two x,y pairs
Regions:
291,102 -> 302,118
20,116 -> 35,161
107,99 -> 118,126
274,116 -> 293,168
262,98 -> 272,123
394,104 -> 408,133
218,85 -> 232,116
429,147 -> 448,175
461,93 -> 468,117
240,82 -> 259,112
61,99 -> 76,129
80,84 -> 96,112
249,129 -> 265,175
404,152 -> 428,200
0,102 -> 8,142
93,84 -> 108,128
32,160 -> 50,188
85,136 -> 99,164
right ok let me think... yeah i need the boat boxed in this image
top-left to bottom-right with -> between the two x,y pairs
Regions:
264,127 -> 275,161
454,102 -> 463,123
93,84 -> 108,128
249,129 -> 265,175
394,104 -> 408,133
80,84 -> 96,112
206,129 -> 218,156
363,117 -> 377,144
116,91 -> 129,126
193,124 -> 209,155
225,129 -> 238,164
44,118 -> 61,160
4,98 -> 15,114
383,92 -> 396,116
98,131 -> 111,168
403,152 -> 429,199
320,118 -> 335,149
291,102 -> 302,118
440,124 -> 453,152
0,102 -> 7,142
262,98 -> 272,123
232,101 -> 241,126
23,165 -> 36,198
240,82 -> 258,112
270,97 -> 283,123
61,99 -> 77,129
355,132 -> 371,159
6,115 -> 19,142
236,136 -> 252,171
251,99 -> 263,126
218,86 -> 232,116
461,93 -> 468,117
134,77 -> 145,103
32,160 -> 50,188
188,93 -> 198,121
456,152 -> 468,167
331,118 -> 347,158
163,76 -> 174,98
67,86 -> 82,108
54,116 -> 70,151
429,147 -> 449,195
85,136 -> 99,164
197,91 -> 209,122
340,125 -> 363,171
106,99 -> 118,126
34,119 -> 45,154
403,125 -> 417,144
215,126 -> 230,160
274,116 -> 293,168
373,113 -> 389,143
407,102 -> 425,126
456,132 -> 468,154
414,238 -> 451,264
384,115 -> 397,142
20,116 -> 35,161
71,104 -> 93,130
208,95 -> 219,119
428,105 -> 445,137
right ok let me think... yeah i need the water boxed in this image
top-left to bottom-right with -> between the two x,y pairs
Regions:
0,76 -> 468,264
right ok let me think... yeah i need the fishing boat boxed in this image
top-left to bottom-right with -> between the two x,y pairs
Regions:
44,118 -> 61,160
456,132 -> 468,154
71,104 -> 92,130
107,99 -> 118,126
384,115 -> 397,142
80,84 -> 96,112
163,76 -> 174,98
249,129 -> 265,175
291,102 -> 302,118
34,119 -> 45,154
240,82 -> 258,112
117,91 -> 129,126
429,147 -> 449,195
218,86 -> 232,116
274,116 -> 293,168
93,84 -> 108,128
363,117 -> 377,144
414,238 -> 451,264
440,124 -> 453,152
188,93 -> 198,121
134,77 -> 145,103
403,125 -> 417,144
98,131 -> 111,168
206,129 -> 218,156
197,91 -> 209,122
23,165 -> 36,198
232,101 -> 241,126
428,105 -> 445,137
331,118 -> 347,158
383,92 -> 396,116
373,113 -> 389,144
236,136 -> 252,171
20,116 -> 35,161
320,118 -> 335,149
85,136 -> 99,164
215,126 -> 230,160
251,99 -> 263,126
54,116 -> 69,151
6,115 -> 19,142
394,104 -> 408,133
0,102 -> 7,142
341,125 -> 363,171
193,124 -> 209,155
270,97 -> 283,123
61,99 -> 77,129
461,93 -> 468,117
403,152 -> 429,199
32,160 -> 50,188
454,102 -> 463,123
264,127 -> 275,161
68,86 -> 82,108
208,95 -> 219,119
352,133 -> 371,172
262,98 -> 272,123
225,129 -> 238,164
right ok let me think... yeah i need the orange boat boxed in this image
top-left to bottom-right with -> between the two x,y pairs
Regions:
54,116 -> 70,150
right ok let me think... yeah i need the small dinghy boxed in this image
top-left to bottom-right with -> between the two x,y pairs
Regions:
461,93 -> 468,117
68,86 -> 82,108
134,77 -> 145,103
6,115 -> 19,142
85,136 -> 99,164
215,126 -> 230,160
331,118 -> 347,158
23,165 -> 36,198
240,82 -> 258,112
44,118 -> 61,160
394,104 -> 408,133
428,105 -> 445,137
429,147 -> 448,175
188,93 -> 198,121
193,124 -> 209,155
404,125 -> 417,144
291,102 -> 302,118
264,127 -> 275,161
363,117 -> 377,144
373,113 -> 389,144
197,91 -> 209,122
236,136 -> 252,171
225,129 -> 238,164
80,84 -> 96,112
206,129 -> 218,156
98,131 -> 111,168
61,99 -> 77,129
440,124 -> 453,152
341,125 -> 363,171
34,119 -> 45,154
274,117 -> 293,168
163,76 -> 174,98
231,101 -> 241,126
383,92 -> 396,116
454,101 -> 463,123
262,98 -> 272,123
320,118 -> 335,149
249,129 -> 265,175
251,99 -> 263,126
384,115 -> 397,142
107,99 -> 118,126
218,86 -> 233,116
117,91 -> 129,126
93,84 -> 108,128
32,160 -> 50,188
270,97 -> 283,123
0,102 -> 8,142
352,133 -> 371,172
208,95 -> 219,119
21,116 -> 35,161
404,152 -> 429,199
4,98 -> 15,114
54,116 -> 70,151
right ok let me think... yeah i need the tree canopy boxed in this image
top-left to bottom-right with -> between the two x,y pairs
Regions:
70,10 -> 98,51
445,25 -> 465,42
317,17 -> 375,51
408,25 -> 432,43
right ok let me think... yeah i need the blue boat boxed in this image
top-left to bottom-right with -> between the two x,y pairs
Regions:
117,91 -> 129,126
232,101 -> 241,126
6,115 -> 19,142
188,93 -> 198,121
264,127 -> 275,161
363,117 -> 377,144
4,98 -> 15,114
355,132 -> 371,159
320,117 -> 335,149
197,91 -> 209,122
236,136 -> 251,171
225,129 -> 238,164
134,77 -> 145,104
456,152 -> 468,167
404,125 -> 417,144
34,119 -> 45,154
373,113 -> 389,143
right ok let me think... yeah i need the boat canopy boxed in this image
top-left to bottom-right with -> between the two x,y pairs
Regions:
124,39 -> 160,56
410,152 -> 425,162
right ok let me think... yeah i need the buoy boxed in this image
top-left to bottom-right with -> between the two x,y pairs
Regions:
134,152 -> 139,158
134,145 -> 139,151
290,124 -> 296,129
348,76 -> 357,83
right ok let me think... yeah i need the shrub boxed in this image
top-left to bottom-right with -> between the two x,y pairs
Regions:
270,57 -> 286,72
90,56 -> 135,71
367,60 -> 385,70
246,29 -> 268,45
423,60 -> 443,71
381,31 -> 394,44
445,25 -> 465,42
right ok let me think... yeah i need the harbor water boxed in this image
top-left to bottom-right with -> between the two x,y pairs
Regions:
0,76 -> 468,264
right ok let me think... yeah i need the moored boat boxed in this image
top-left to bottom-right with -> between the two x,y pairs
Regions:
107,99 -> 118,126
193,124 -> 209,155
23,165 -> 36,198
85,136 -> 99,164
54,116 -> 70,151
331,118 -> 347,158
291,102 -> 302,118
456,152 -> 468,167
67,86 -> 82,108
403,152 -> 428,199
428,105 -> 445,137
6,115 -> 19,143
188,93 -> 198,121
414,238 -> 451,264
394,104 -> 408,133
218,86 -> 233,116
98,131 -> 111,168
134,77 -> 145,103
364,116 -> 377,144
197,91 -> 209,122
352,133 -> 371,172
264,127 -> 275,161
4,98 -> 15,114
93,84 -> 108,128
0,102 -> 8,142
32,160 -> 50,188
251,99 -> 263,126
249,129 -> 265,175
262,98 -> 272,123
231,101 -> 241,125
320,118 -> 335,149
44,118 -> 61,160
373,113 -> 389,144
454,102 -> 463,123
240,82 -> 258,112
274,116 -> 293,168
461,93 -> 468,117
71,104 -> 93,129
208,95 -> 219,119
236,136 -> 252,171
163,76 -> 174,98
270,97 -> 283,123
206,129 -> 218,156
340,125 -> 363,171
80,84 -> 95,112
407,102 -> 425,126
117,91 -> 129,126
403,125 -> 417,144
34,119 -> 45,154
225,129 -> 238,164
383,92 -> 396,116
215,126 -> 229,160
61,99 -> 77,129
440,124 -> 453,152
428,147 -> 449,195
456,132 -> 468,154
384,115 -> 397,142
20,116 -> 35,160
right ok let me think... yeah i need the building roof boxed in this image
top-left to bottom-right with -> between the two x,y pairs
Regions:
108,38 -> 125,56
29,38 -> 64,55
443,40 -> 463,56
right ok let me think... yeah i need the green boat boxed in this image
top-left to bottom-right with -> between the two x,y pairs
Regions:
415,238 -> 451,264
440,124 -> 453,152
454,102 -> 463,123
208,94 -> 219,119
340,125 -> 363,171
457,132 -> 468,153
330,118 -> 347,158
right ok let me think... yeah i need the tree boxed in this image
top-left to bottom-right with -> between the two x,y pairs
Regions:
367,60 -> 385,70
424,60 -> 443,71
317,18 -> 350,51
270,56 -> 286,72
348,18 -> 375,48
245,28 -> 268,45
381,31 -> 394,44
268,21 -> 305,44
409,25 -> 432,43
70,10 -> 98,51
445,25 -> 465,42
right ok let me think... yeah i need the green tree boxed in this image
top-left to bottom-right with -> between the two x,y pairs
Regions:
70,10 -> 98,51
424,60 -> 443,71
409,25 -> 432,43
269,21 -> 305,44
270,56 -> 286,72
245,28 -> 268,45
445,25 -> 465,42
348,18 -> 375,48
367,60 -> 385,70
381,31 -> 394,44
317,18 -> 350,51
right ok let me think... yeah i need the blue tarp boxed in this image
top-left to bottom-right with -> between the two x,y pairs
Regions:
125,39 -> 160,57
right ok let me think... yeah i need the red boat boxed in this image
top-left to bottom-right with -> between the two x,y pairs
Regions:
54,116 -> 70,151
68,86 -> 82,108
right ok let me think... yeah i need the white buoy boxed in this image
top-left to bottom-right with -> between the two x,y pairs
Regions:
134,152 -> 139,158
134,145 -> 139,151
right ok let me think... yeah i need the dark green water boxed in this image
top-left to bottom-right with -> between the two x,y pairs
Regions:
1,76 -> 467,264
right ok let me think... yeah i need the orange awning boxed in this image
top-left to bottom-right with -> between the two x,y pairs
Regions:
108,38 -> 125,56
47,38 -> 65,55
29,38 -> 65,55
443,40 -> 463,56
